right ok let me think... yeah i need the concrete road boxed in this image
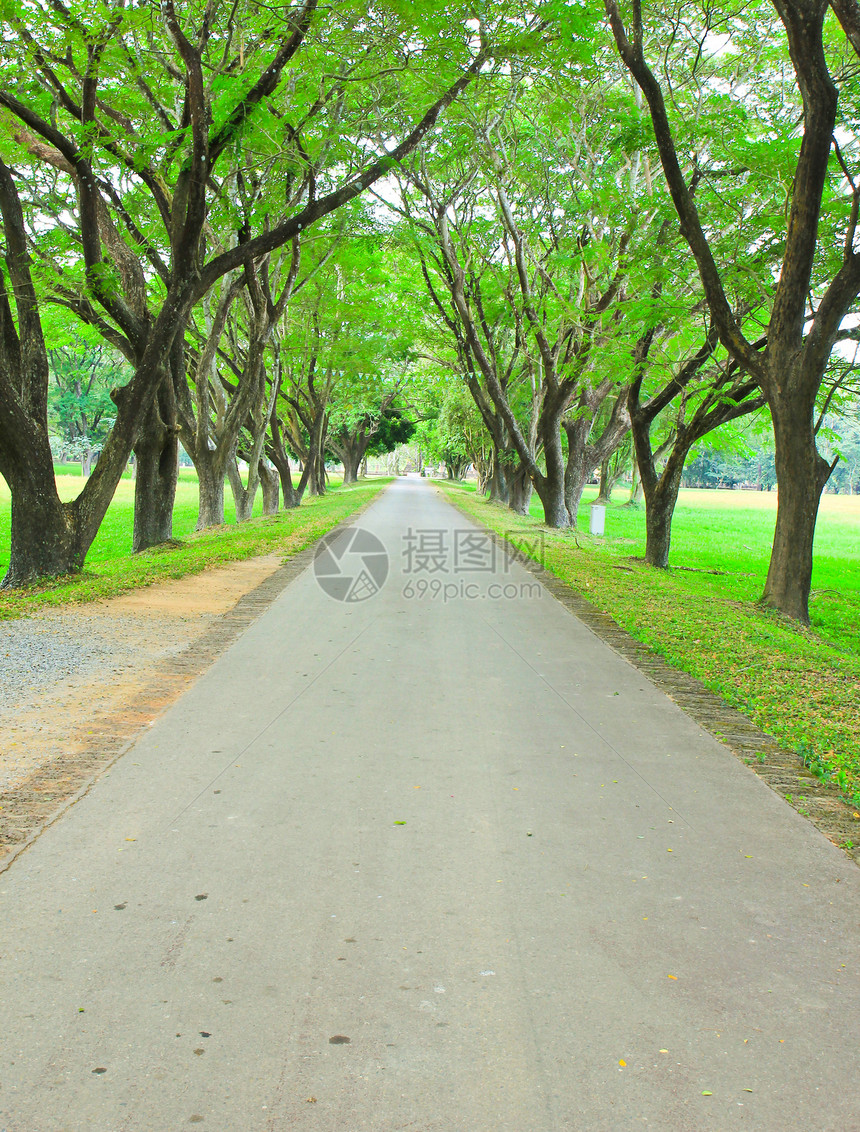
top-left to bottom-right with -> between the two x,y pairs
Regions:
1,478 -> 859,1132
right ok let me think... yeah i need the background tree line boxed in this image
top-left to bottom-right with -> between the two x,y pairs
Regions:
2,0 -> 859,625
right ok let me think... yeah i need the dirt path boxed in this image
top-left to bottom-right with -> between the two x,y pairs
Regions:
0,552 -> 310,866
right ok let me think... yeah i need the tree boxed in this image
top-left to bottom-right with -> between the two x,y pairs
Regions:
416,75 -> 639,528
628,320 -> 767,566
322,228 -> 420,482
430,381 -> 496,484
329,398 -> 414,483
605,0 -> 860,621
0,0 -> 499,584
390,177 -> 538,513
176,231 -> 316,528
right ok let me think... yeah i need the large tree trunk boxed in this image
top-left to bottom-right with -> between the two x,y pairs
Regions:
0,388 -> 87,584
762,398 -> 833,623
534,416 -> 568,528
340,441 -> 365,485
505,462 -> 533,515
562,417 -> 591,527
267,407 -> 303,509
195,452 -> 228,528
629,386 -> 688,569
308,451 -> 327,496
269,428 -> 314,509
271,451 -> 301,509
446,455 -> 469,481
231,383 -> 279,522
643,461 -> 685,568
2,463 -> 83,585
564,388 -> 630,524
475,455 -> 491,495
259,461 -> 280,514
535,479 -> 567,527
227,458 -> 259,522
306,415 -> 328,496
525,403 -> 568,528
485,451 -> 508,503
1,303 -> 193,585
132,377 -> 178,552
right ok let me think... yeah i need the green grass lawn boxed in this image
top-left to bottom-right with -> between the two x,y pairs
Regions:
440,480 -> 860,807
0,472 -> 391,617
50,468 -> 269,566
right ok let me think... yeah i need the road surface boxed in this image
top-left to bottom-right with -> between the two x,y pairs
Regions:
1,478 -> 859,1131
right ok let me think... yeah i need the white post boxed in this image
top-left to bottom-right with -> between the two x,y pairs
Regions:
589,503 -> 606,536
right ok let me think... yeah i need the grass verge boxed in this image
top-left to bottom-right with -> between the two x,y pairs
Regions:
0,478 -> 391,620
439,481 -> 860,808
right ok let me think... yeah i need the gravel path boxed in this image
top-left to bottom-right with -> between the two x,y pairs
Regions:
0,555 -> 286,807
0,614 -> 139,713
